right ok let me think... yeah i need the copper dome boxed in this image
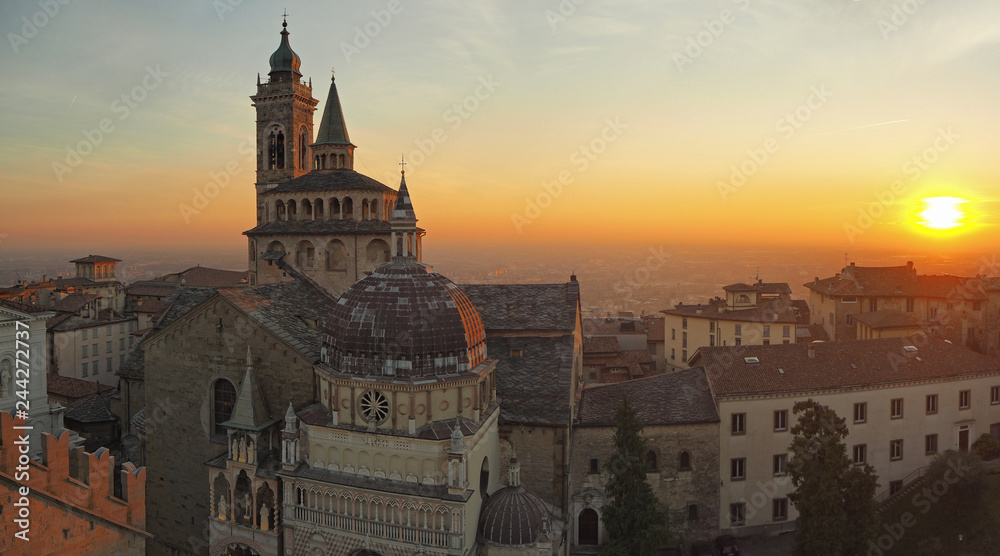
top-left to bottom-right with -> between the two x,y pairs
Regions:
477,484 -> 549,547
322,259 -> 487,379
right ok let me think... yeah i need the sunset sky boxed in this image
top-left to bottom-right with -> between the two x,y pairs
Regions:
2,0 -> 998,254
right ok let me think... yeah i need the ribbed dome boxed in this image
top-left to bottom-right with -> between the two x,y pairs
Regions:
268,21 -> 301,77
322,259 -> 487,379
477,485 -> 549,547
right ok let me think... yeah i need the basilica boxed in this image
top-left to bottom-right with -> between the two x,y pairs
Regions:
138,19 -> 584,556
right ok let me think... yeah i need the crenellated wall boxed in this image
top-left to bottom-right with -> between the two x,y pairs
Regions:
0,410 -> 147,554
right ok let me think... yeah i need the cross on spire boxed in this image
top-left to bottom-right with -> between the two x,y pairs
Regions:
282,8 -> 288,22
399,154 -> 407,175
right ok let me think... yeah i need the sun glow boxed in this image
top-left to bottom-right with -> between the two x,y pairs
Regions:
917,197 -> 967,230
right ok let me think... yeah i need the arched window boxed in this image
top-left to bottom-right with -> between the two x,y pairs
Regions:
275,132 -> 285,169
339,154 -> 346,168
321,154 -> 327,169
299,128 -> 308,170
645,450 -> 657,472
578,508 -> 599,545
330,198 -> 341,219
679,451 -> 691,471
737,294 -> 750,304
479,457 -> 489,497
365,239 -> 390,264
343,197 -> 354,220
275,200 -> 286,221
267,131 -> 277,169
362,201 -> 370,220
287,200 -> 298,221
213,379 -> 237,435
314,198 -> 324,219
302,199 -> 313,220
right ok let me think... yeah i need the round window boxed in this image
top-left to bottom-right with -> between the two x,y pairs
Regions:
359,390 -> 390,423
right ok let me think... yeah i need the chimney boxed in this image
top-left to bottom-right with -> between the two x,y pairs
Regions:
807,344 -> 816,359
850,262 -> 855,267
906,261 -> 914,273
696,304 -> 703,315
814,277 -> 819,285
570,274 -> 577,282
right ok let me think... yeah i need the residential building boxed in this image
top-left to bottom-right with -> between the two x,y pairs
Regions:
691,337 -> 1000,536
662,281 -> 805,371
46,301 -> 138,387
804,261 -> 985,346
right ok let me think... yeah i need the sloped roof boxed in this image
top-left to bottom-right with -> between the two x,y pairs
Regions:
693,337 -> 1000,397
663,297 -> 798,323
64,394 -> 116,423
244,218 -> 392,236
583,336 -> 620,354
852,310 -> 924,329
70,255 -> 120,263
46,374 -> 115,400
126,283 -> 179,298
313,76 -> 352,145
264,168 -> 394,194
488,334 -> 576,426
222,350 -> 276,431
50,293 -> 101,313
153,287 -> 217,332
642,316 -> 665,342
804,264 -> 984,300
461,282 -> 580,332
391,174 -> 417,221
160,266 -> 248,288
117,346 -> 145,380
219,280 -> 336,362
577,367 -> 720,426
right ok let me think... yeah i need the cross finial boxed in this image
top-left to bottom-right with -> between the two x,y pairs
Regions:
330,66 -> 336,80
282,8 -> 288,22
399,154 -> 407,175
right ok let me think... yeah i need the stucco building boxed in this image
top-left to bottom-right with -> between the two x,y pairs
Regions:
691,337 -> 1000,537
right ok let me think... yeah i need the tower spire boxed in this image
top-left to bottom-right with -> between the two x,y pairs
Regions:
310,69 -> 355,170
390,161 -> 421,261
268,15 -> 302,82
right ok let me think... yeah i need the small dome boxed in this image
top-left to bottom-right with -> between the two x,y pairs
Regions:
477,485 -> 549,547
268,21 -> 301,77
322,259 -> 487,379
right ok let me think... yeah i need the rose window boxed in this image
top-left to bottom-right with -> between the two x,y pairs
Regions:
359,390 -> 389,423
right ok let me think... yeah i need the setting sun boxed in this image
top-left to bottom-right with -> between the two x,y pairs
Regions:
918,197 -> 967,230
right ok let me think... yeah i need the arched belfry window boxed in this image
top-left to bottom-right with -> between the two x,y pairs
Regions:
213,379 -> 237,435
275,132 -> 285,169
299,128 -> 308,170
268,131 -> 277,169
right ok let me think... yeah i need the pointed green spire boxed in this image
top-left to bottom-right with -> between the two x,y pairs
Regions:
314,73 -> 353,146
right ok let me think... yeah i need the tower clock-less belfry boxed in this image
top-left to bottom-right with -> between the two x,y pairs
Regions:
246,17 -> 397,297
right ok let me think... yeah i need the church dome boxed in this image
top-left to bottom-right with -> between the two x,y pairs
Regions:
477,484 -> 549,547
322,259 -> 487,379
268,20 -> 302,77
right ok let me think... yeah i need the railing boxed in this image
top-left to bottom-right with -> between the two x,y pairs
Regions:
291,506 -> 451,548
874,465 -> 928,507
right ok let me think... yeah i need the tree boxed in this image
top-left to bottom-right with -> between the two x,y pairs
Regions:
600,396 -> 670,556
788,399 -> 878,556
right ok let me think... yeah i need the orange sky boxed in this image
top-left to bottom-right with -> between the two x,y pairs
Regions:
2,1 -> 998,256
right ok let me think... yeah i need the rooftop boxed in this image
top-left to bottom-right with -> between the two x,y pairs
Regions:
462,282 -> 579,332
692,337 -> 1000,397
663,297 -> 799,323
852,310 -> 924,329
805,262 -> 985,300
576,367 -> 720,426
724,281 -> 792,294
64,394 -> 116,423
69,255 -> 121,264
266,168 -> 394,194
47,374 -> 115,401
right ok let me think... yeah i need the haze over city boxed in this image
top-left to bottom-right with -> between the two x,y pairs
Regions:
3,0 -> 999,256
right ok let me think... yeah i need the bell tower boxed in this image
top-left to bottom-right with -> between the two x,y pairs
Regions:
250,16 -> 318,223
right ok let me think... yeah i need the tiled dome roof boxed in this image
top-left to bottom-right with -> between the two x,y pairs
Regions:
477,484 -> 549,547
322,259 -> 487,379
268,20 -> 301,77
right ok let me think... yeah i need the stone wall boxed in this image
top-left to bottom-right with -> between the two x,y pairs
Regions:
568,421 -> 720,551
144,296 -> 316,556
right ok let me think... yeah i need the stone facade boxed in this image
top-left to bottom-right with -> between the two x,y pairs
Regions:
568,422 -> 720,552
144,286 -> 327,556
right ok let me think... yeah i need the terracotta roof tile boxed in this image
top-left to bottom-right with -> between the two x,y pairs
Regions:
69,255 -> 121,263
693,337 -> 999,397
47,374 -> 115,400
852,310 -> 923,329
583,336 -> 620,354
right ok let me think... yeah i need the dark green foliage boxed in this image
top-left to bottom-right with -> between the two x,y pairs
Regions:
971,433 -> 1000,461
600,397 -> 670,556
788,399 -> 879,556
